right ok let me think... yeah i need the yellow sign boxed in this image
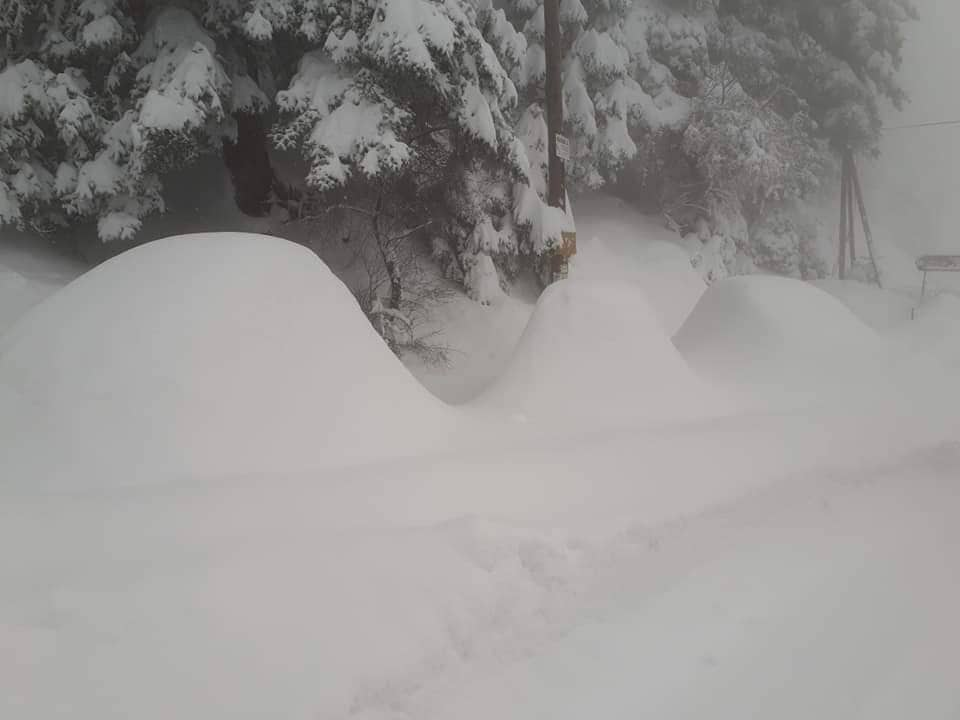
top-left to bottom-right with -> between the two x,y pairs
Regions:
550,231 -> 576,282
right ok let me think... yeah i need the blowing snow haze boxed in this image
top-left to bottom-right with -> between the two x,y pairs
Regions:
869,0 -> 960,260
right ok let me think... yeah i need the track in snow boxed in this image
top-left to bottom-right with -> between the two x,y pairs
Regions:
356,443 -> 960,720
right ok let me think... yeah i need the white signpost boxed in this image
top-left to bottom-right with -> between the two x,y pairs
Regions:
555,133 -> 571,162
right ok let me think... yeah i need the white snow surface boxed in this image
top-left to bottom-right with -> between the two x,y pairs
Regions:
0,233 -> 452,487
676,275 -> 899,397
2,212 -> 960,720
474,277 -> 723,428
571,193 -> 706,334
405,193 -> 703,403
405,443 -> 960,720
814,277 -> 915,331
893,291 -> 960,369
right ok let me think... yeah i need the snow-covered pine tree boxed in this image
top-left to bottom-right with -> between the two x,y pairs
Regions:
271,0 -> 525,302
502,0 -> 718,268
0,0 -> 278,242
505,0 -> 629,270
681,0 -> 916,277
714,0 -> 916,153
1,0 -> 140,236
678,55 -> 832,278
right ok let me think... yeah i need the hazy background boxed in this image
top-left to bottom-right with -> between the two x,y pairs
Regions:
865,0 -> 960,272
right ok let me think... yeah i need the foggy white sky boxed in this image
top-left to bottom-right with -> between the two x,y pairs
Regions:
865,0 -> 960,261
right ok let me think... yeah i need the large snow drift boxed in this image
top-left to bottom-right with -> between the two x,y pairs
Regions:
674,275 -> 897,396
572,193 -> 706,334
814,278 -> 916,331
0,233 -> 450,487
894,292 -> 960,369
474,279 -> 722,428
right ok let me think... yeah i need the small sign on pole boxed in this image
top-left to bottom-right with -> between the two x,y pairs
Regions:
555,134 -> 571,162
551,230 -> 577,282
917,255 -> 960,272
913,254 -> 960,319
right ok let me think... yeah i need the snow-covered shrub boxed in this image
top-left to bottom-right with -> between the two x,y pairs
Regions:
299,199 -> 454,362
749,213 -> 802,277
749,202 -> 831,280
682,80 -> 829,217
683,216 -> 736,285
431,235 -> 465,284
437,158 -> 519,283
465,252 -> 505,305
686,234 -> 731,285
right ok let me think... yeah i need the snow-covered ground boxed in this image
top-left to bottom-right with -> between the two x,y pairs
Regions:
409,443 -> 960,720
1,200 -> 958,719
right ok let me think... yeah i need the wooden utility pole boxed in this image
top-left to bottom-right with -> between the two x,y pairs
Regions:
543,0 -> 576,281
838,151 -> 848,280
837,148 -> 882,288
848,153 -> 882,288
543,0 -> 564,212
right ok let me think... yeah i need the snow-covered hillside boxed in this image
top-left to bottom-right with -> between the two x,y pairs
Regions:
1,201 -> 958,719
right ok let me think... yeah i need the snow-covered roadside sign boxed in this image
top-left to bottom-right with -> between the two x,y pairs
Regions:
914,255 -> 960,317
917,255 -> 960,272
555,134 -> 571,162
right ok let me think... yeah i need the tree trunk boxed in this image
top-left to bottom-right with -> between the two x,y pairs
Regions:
222,112 -> 277,217
385,255 -> 403,310
129,0 -> 148,31
371,204 -> 403,310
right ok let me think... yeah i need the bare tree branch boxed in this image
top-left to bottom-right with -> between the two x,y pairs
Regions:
389,220 -> 434,242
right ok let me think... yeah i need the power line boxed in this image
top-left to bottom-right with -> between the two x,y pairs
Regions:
882,118 -> 960,131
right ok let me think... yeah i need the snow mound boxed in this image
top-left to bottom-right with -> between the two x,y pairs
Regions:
572,236 -> 705,335
894,293 -> 960,369
674,275 -> 890,393
474,278 -> 720,428
0,233 -> 450,487
572,193 -> 705,334
814,278 -> 915,331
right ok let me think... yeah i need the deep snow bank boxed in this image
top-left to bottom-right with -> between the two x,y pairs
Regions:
474,279 -> 721,428
572,193 -> 705,335
0,233 -> 450,487
894,292 -> 960,369
674,275 -> 895,396
814,278 -> 915,331
406,193 -> 705,404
